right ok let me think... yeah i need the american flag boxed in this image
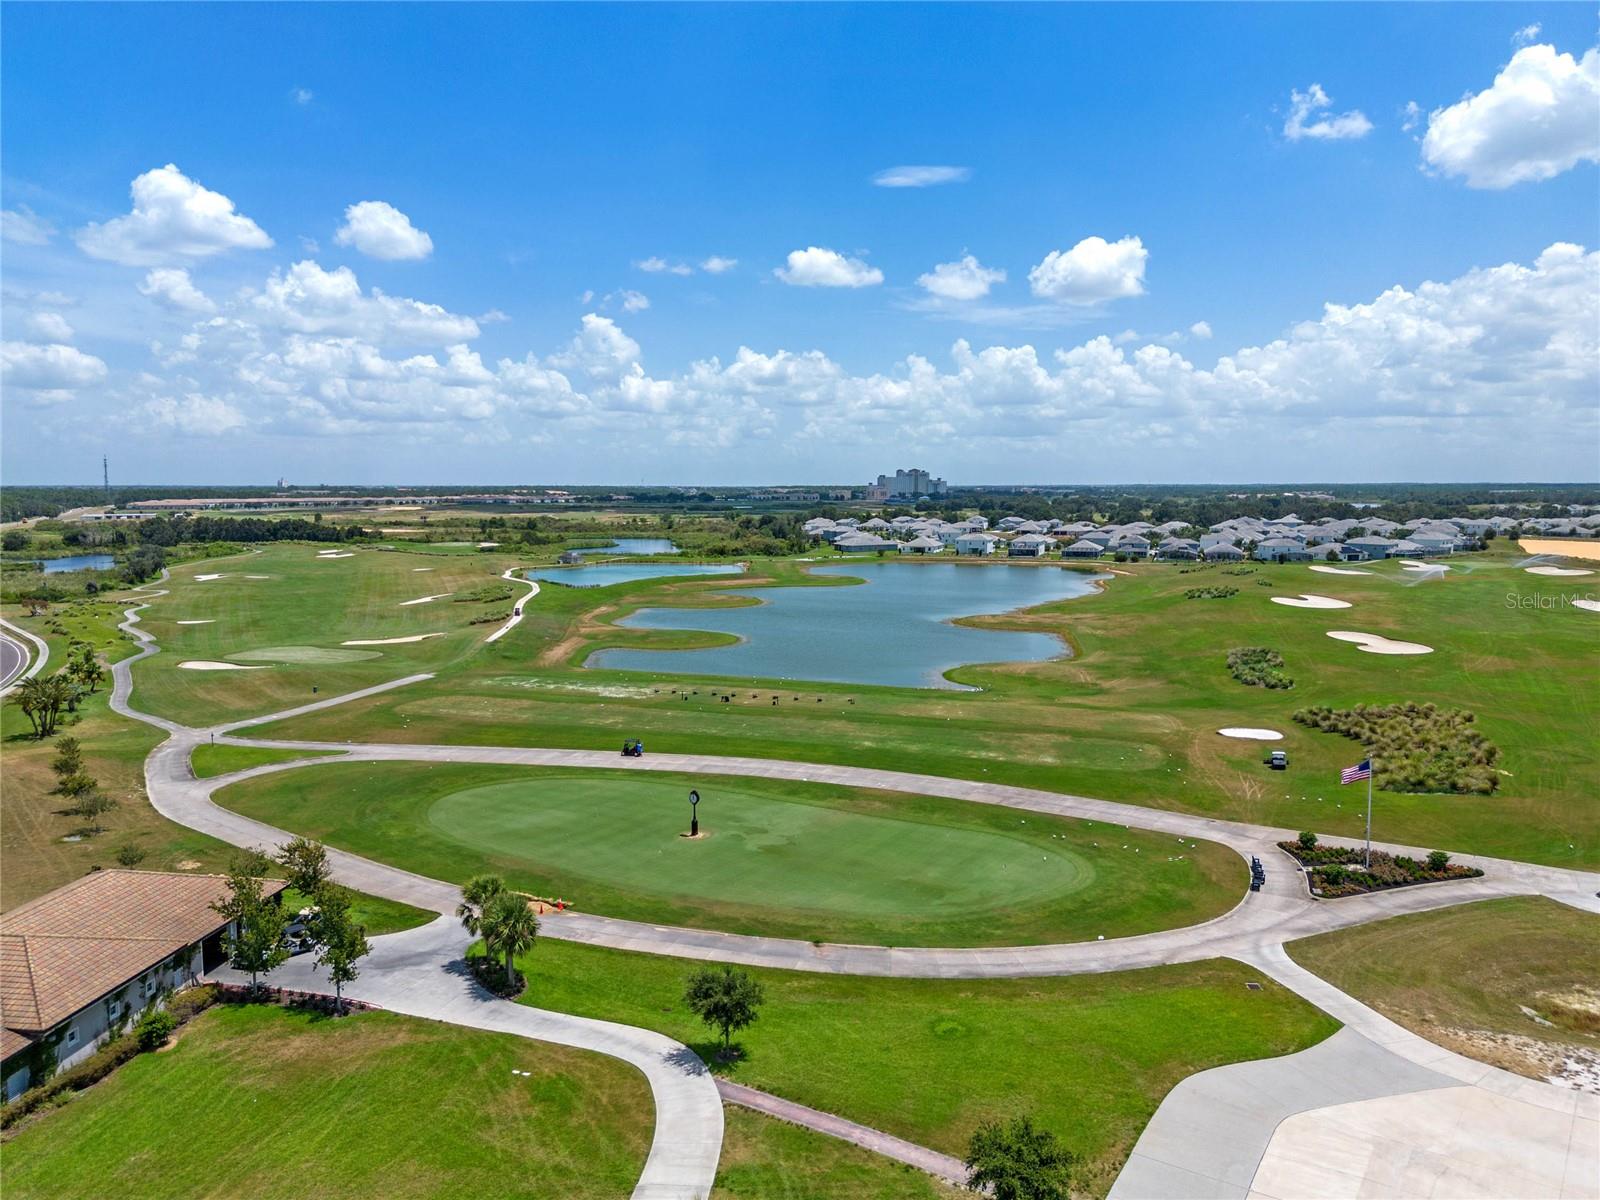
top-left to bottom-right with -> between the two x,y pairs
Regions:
1340,759 -> 1372,785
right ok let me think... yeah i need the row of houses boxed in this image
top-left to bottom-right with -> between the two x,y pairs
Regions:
804,509 -> 1600,562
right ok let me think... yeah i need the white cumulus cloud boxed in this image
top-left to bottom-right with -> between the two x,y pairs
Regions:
1,341 -> 107,397
2,205 -> 55,246
636,256 -> 692,275
1028,236 -> 1147,304
250,260 -> 478,345
1283,83 -> 1373,141
139,268 -> 216,314
620,290 -> 650,313
774,247 -> 884,288
137,394 -> 248,435
871,165 -> 972,188
334,200 -> 434,261
917,255 -> 1006,301
75,163 -> 273,266
701,256 -> 738,274
25,313 -> 74,342
1189,321 -> 1213,340
1421,44 -> 1600,188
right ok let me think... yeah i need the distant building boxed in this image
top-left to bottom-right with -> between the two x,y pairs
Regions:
871,468 -> 948,499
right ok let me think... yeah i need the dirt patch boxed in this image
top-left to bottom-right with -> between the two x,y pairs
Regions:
1436,1026 -> 1600,1094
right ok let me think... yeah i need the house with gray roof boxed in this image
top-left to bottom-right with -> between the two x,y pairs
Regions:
1254,537 -> 1313,563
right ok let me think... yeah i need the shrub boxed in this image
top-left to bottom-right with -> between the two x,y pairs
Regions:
1184,585 -> 1238,600
1228,647 -> 1293,689
1290,702 -> 1500,795
114,843 -> 146,867
1427,849 -> 1450,871
135,1008 -> 177,1051
1297,830 -> 1317,850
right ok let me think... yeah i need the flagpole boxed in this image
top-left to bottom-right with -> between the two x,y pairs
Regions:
1364,751 -> 1373,869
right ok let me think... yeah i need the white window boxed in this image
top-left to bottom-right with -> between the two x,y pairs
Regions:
107,999 -> 122,1020
65,1028 -> 79,1047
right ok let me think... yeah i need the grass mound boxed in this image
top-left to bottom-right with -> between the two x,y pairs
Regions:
1292,702 -> 1501,794
228,645 -> 383,665
1226,647 -> 1292,689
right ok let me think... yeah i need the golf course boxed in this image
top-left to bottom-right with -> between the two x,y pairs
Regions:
215,763 -> 1244,947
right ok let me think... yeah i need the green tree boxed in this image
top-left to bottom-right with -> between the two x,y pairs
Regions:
277,836 -> 331,897
683,965 -> 764,1057
210,849 -> 289,991
964,1114 -> 1076,1200
310,884 -> 371,1013
456,873 -> 506,937
479,890 -> 538,990
70,789 -> 118,833
50,735 -> 83,781
69,643 -> 104,694
2,529 -> 28,551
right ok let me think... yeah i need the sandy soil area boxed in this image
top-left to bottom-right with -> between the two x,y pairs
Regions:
399,593 -> 454,606
1573,599 -> 1600,614
1399,559 -> 1449,572
1326,630 -> 1434,655
178,660 -> 266,671
193,573 -> 226,581
1217,727 -> 1284,740
175,620 -> 214,625
1518,538 -> 1600,562
1525,565 -> 1595,577
1271,594 -> 1352,609
412,567 -> 435,571
1309,565 -> 1370,576
315,552 -> 355,559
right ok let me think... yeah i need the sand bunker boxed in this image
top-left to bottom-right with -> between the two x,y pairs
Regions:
179,660 -> 266,671
315,552 -> 355,559
1217,727 -> 1284,741
412,567 -> 435,572
1326,630 -> 1434,656
399,593 -> 454,606
1309,565 -> 1371,577
1519,538 -> 1600,562
245,574 -> 271,580
228,645 -> 382,665
1399,559 -> 1449,573
1526,566 -> 1594,577
193,573 -> 226,581
1271,594 -> 1352,610
1574,599 -> 1600,614
175,620 -> 214,625
341,633 -> 445,645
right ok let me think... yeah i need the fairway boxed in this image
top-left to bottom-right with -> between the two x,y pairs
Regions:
217,762 -> 1245,947
428,774 -> 1089,918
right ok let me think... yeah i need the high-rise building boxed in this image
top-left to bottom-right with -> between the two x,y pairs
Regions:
872,468 -> 947,498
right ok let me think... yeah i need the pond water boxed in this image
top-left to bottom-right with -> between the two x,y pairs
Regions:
571,538 -> 681,556
27,554 -> 117,573
528,562 -> 745,589
589,561 -> 1104,689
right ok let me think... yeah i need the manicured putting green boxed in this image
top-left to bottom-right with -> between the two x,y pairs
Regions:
217,763 -> 1244,947
427,775 -> 1091,918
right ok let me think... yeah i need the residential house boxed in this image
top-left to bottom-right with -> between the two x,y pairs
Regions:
954,532 -> 1000,556
898,535 -> 945,555
1254,537 -> 1313,563
1061,539 -> 1106,558
1201,543 -> 1245,561
1007,533 -> 1056,558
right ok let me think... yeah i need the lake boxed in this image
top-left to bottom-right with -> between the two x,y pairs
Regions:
571,538 -> 681,556
589,561 -> 1104,689
529,562 -> 746,589
26,555 -> 117,574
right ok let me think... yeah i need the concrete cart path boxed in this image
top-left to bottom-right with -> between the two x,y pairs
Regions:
0,615 -> 49,693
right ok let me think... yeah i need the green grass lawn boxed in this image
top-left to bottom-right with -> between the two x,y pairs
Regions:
513,939 -> 1338,1196
277,886 -> 435,938
215,762 -> 1242,947
1287,896 -> 1600,1084
242,547 -> 1600,866
716,1106 -> 961,1198
189,743 -> 345,778
0,1003 -> 651,1199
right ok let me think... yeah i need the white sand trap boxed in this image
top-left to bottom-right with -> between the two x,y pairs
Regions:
245,574 -> 270,579
1218,727 -> 1284,741
315,552 -> 355,559
193,573 -> 227,581
1526,565 -> 1594,577
399,593 -> 454,606
178,660 -> 266,671
1327,630 -> 1434,655
1399,559 -> 1449,572
477,541 -> 500,548
412,567 -> 435,572
175,620 -> 214,625
1574,599 -> 1600,613
1309,565 -> 1371,576
340,633 -> 445,646
1271,593 -> 1353,610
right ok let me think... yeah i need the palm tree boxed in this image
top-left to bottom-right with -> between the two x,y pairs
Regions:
479,891 -> 538,989
456,874 -> 506,936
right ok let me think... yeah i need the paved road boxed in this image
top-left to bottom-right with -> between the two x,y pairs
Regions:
107,575 -> 1600,1198
0,616 -> 48,693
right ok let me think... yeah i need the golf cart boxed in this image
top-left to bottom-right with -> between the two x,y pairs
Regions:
621,739 -> 644,758
1265,750 -> 1288,770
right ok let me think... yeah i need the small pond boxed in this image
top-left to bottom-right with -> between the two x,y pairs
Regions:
570,538 -> 681,556
529,562 -> 745,589
589,561 -> 1104,689
24,554 -> 117,574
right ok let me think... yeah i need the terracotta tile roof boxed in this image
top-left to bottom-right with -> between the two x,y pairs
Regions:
1,870 -> 285,1038
0,1027 -> 33,1060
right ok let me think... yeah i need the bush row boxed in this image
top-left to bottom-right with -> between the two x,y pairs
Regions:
1291,702 -> 1501,795
1279,837 -> 1483,898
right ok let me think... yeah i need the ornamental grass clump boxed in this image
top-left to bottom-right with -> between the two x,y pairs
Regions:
1291,701 -> 1500,794
1227,647 -> 1293,689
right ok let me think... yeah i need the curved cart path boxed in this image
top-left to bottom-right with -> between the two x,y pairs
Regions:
109,578 -> 1600,1198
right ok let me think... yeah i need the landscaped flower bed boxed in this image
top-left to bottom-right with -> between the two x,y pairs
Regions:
1278,835 -> 1483,898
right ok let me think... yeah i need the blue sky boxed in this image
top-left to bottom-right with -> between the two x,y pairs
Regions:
3,3 -> 1597,485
